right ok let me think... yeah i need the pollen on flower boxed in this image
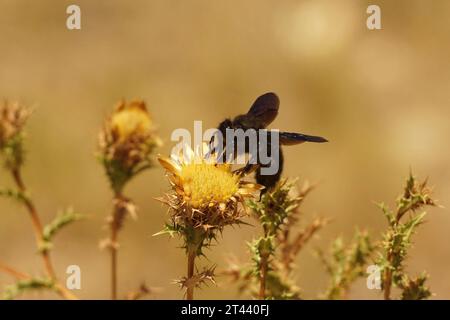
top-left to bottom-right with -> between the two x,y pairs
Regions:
180,162 -> 239,208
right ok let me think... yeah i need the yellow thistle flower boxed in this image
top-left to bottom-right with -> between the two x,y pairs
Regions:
98,99 -> 161,192
158,143 -> 263,223
111,100 -> 152,141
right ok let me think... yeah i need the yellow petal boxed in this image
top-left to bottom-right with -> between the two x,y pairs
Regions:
158,156 -> 181,174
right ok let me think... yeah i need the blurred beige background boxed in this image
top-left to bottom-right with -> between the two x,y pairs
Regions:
0,0 -> 449,299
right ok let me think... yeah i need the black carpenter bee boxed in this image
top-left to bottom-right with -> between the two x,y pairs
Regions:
212,92 -> 327,192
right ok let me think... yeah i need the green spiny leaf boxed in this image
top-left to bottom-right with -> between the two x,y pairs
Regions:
40,208 -> 83,252
3,277 -> 54,300
0,188 -> 28,204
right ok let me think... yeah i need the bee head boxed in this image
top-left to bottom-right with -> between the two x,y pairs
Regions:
218,118 -> 233,137
209,118 -> 233,150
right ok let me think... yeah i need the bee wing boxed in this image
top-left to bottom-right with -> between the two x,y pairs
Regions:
246,92 -> 279,128
279,132 -> 328,145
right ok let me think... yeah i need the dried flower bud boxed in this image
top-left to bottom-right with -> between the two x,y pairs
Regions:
0,101 -> 29,147
0,101 -> 31,169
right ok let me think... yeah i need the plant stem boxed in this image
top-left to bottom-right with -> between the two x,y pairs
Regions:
109,191 -> 125,300
383,215 -> 402,300
383,254 -> 393,300
110,225 -> 118,300
259,253 -> 268,300
11,168 -> 77,300
0,262 -> 30,280
186,250 -> 196,300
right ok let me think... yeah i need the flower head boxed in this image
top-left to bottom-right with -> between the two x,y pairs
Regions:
99,100 -> 161,192
110,100 -> 152,141
158,143 -> 263,231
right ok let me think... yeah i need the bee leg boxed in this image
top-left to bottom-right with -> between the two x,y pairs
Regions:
256,148 -> 284,197
233,162 -> 259,177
